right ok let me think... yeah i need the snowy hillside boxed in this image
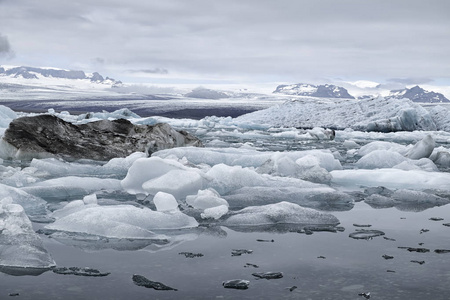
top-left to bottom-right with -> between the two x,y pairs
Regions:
389,85 -> 449,103
0,65 -> 122,88
274,83 -> 354,99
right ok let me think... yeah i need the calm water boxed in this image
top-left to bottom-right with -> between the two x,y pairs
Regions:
1,202 -> 449,300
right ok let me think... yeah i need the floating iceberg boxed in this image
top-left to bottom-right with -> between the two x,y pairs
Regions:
45,202 -> 199,239
223,201 -> 340,228
0,200 -> 55,270
235,96 -> 436,132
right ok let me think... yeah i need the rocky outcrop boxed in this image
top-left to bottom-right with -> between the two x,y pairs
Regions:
2,115 -> 203,160
389,86 -> 449,103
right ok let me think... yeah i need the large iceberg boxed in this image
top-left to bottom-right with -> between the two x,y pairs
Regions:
235,96 -> 436,132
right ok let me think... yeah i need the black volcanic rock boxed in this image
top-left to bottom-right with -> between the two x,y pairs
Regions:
2,115 -> 203,160
274,83 -> 354,99
389,86 -> 449,103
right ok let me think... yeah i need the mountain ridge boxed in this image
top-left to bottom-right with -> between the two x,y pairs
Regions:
273,83 -> 355,99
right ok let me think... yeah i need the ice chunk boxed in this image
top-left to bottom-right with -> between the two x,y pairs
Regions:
223,186 -> 353,211
102,152 -> 147,174
223,201 -> 340,227
121,157 -> 186,195
0,183 -> 47,216
153,192 -> 179,212
154,148 -> 342,171
356,150 -> 408,169
22,176 -> 122,201
185,188 -> 229,210
142,169 -> 203,200
405,135 -> 435,159
393,158 -> 438,172
201,205 -> 229,220
331,169 -> 450,191
307,127 -> 335,140
0,201 -> 55,269
357,141 -> 407,157
83,193 -> 98,205
343,140 -> 360,149
0,105 -> 17,128
46,204 -> 198,238
206,164 -> 267,195
433,151 -> 450,168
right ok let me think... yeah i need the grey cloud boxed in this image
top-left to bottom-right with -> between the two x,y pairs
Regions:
0,34 -> 12,55
387,78 -> 434,85
0,0 -> 449,83
129,68 -> 169,75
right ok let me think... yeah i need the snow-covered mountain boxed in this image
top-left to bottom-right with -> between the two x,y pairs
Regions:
0,65 -> 122,87
273,83 -> 355,99
388,85 -> 449,103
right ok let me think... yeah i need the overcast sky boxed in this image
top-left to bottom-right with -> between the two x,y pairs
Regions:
0,0 -> 449,88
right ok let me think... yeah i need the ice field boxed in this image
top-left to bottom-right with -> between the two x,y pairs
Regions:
1,95 -> 450,299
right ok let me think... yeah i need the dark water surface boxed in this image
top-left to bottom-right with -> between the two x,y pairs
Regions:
2,202 -> 449,300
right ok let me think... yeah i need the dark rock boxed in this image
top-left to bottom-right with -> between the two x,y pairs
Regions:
383,237 -> 396,241
132,274 -> 177,291
420,229 -> 429,234
231,249 -> 253,256
244,263 -> 259,268
398,247 -> 430,253
358,292 -> 371,299
52,266 -> 110,277
178,252 -> 204,258
252,272 -> 283,279
411,260 -> 425,265
382,254 -> 394,260
349,229 -> 385,240
429,217 -> 444,221
289,286 -> 298,292
256,239 -> 274,242
317,256 -> 326,259
3,115 -> 203,160
443,223 -> 450,227
222,279 -> 250,289
353,224 -> 372,228
8,293 -> 20,297
387,270 -> 396,273
435,249 -> 450,254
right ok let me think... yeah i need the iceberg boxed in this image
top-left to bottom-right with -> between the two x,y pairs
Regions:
235,96 -> 436,132
0,200 -> 55,269
223,201 -> 340,227
46,203 -> 199,239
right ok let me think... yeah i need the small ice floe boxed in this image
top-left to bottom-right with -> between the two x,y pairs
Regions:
222,279 -> 250,289
358,292 -> 371,299
398,247 -> 430,253
132,274 -> 177,291
231,249 -> 253,256
252,272 -> 283,279
349,229 -> 385,240
53,266 -> 110,277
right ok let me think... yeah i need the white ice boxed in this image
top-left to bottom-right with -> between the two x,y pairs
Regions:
0,200 -> 55,269
153,192 -> 179,212
223,201 -> 340,227
46,202 -> 198,239
331,168 -> 450,191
